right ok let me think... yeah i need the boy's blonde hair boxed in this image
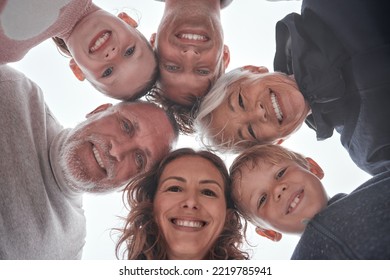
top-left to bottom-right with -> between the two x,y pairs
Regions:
229,144 -> 309,222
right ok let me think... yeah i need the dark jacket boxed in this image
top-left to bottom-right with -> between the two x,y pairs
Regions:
274,0 -> 390,175
291,170 -> 390,259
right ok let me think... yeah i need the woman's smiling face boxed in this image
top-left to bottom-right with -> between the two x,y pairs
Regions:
153,155 -> 226,260
209,71 -> 310,146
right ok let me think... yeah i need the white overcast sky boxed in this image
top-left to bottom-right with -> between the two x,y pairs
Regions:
10,0 -> 371,260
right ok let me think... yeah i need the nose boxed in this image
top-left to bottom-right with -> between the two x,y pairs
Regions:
181,192 -> 199,210
246,102 -> 267,124
273,183 -> 288,201
109,138 -> 134,161
104,46 -> 118,60
181,48 -> 200,58
255,102 -> 267,122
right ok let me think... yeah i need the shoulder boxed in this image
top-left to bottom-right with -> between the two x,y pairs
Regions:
0,65 -> 34,88
221,0 -> 233,9
154,0 -> 233,9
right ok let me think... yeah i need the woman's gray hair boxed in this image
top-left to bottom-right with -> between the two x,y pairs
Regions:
194,67 -> 260,152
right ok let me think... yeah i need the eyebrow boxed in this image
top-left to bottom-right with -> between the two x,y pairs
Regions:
160,176 -> 223,189
160,176 -> 186,185
199,179 -> 223,190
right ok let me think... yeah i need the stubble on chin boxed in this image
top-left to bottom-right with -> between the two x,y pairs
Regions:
59,139 -> 97,193
59,139 -> 126,194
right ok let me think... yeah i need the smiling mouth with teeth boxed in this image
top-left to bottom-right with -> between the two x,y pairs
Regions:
271,92 -> 283,124
176,33 -> 208,42
171,218 -> 206,228
89,31 -> 111,53
92,146 -> 105,170
286,191 -> 303,214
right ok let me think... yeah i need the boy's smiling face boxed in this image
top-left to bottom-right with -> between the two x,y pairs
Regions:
233,158 -> 328,234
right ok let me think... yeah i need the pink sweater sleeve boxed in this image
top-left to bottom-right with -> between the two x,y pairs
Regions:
0,0 -> 96,64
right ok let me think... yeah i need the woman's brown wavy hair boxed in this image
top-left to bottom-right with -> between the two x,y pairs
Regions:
115,148 -> 248,260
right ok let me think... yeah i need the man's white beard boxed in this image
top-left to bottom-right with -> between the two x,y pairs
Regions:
59,138 -> 122,194
59,138 -> 96,192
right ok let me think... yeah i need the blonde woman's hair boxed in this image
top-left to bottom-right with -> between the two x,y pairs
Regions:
194,67 -> 265,153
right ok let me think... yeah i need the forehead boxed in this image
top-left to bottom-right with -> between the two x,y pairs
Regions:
117,102 -> 175,140
209,97 -> 236,141
227,73 -> 256,89
161,156 -> 224,182
163,155 -> 213,172
232,160 -> 272,204
159,74 -> 212,105
239,159 -> 274,177
118,102 -> 164,118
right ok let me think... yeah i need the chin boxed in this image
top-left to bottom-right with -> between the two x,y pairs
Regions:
59,143 -> 96,192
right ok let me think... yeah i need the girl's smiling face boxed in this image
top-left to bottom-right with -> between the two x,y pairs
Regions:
66,10 -> 156,100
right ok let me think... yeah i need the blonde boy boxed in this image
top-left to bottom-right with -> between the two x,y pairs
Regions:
230,144 -> 328,241
231,144 -> 390,259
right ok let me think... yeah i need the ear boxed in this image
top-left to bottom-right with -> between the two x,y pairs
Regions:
275,139 -> 284,145
85,103 -> 113,118
242,65 -> 269,74
222,45 -> 230,69
306,157 -> 324,179
117,12 -> 138,28
150,33 -> 157,48
255,227 -> 282,242
69,59 -> 85,81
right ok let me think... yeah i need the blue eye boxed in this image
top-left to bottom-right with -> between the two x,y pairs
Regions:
197,69 -> 210,75
121,120 -> 135,136
102,67 -> 113,77
276,168 -> 287,179
135,151 -> 145,171
165,65 -> 180,72
125,46 -> 135,56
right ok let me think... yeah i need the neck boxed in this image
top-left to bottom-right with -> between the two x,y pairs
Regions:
49,129 -> 81,196
164,0 -> 221,14
167,252 -> 206,260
